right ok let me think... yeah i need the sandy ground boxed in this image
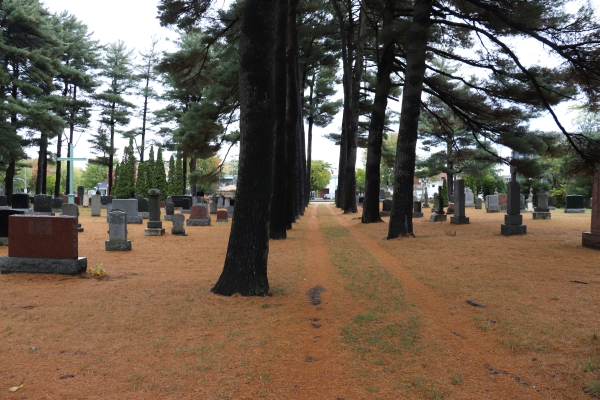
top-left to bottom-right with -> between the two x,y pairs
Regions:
0,204 -> 599,399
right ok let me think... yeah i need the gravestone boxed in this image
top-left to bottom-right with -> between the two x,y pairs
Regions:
138,197 -> 149,219
475,198 -> 482,210
209,198 -> 218,214
224,197 -> 231,207
0,209 -> 25,246
432,193 -> 439,213
33,195 -> 53,215
230,199 -> 235,207
187,205 -> 211,226
105,209 -> 132,251
217,196 -> 224,208
171,214 -> 187,236
0,215 -> 87,274
91,195 -> 101,217
12,193 -> 30,210
101,195 -> 115,208
181,198 -> 192,214
164,200 -> 175,221
62,203 -> 83,232
423,186 -> 430,208
51,198 -> 64,214
77,186 -> 85,203
533,191 -> 551,220
565,195 -> 585,213
465,188 -> 475,207
498,194 -> 507,212
379,189 -> 385,200
0,195 -> 8,210
144,189 -> 165,236
430,186 -> 447,222
82,193 -> 90,208
451,180 -> 469,225
357,196 -> 365,205
216,210 -> 229,222
548,196 -> 556,210
501,167 -> 526,236
412,201 -> 423,218
112,199 -> 143,224
486,195 -> 501,213
582,172 -> 600,250
381,199 -> 392,216
171,195 -> 193,209
227,205 -> 234,218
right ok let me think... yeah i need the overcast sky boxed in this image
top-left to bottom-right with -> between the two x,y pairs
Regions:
39,0 -> 598,175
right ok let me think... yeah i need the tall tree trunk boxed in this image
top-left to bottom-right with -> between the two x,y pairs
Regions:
211,0 -> 276,296
65,86 -> 77,196
141,76 -> 150,162
5,159 -> 15,205
343,7 -> 366,214
286,0 -> 300,225
388,0 -> 432,239
189,158 -> 196,196
270,0 -> 289,240
55,132 -> 62,196
332,0 -> 350,209
362,0 -> 395,223
296,56 -> 305,216
305,73 -> 315,206
108,119 -> 114,195
36,133 -> 48,194
182,155 -> 187,194
447,141 -> 454,198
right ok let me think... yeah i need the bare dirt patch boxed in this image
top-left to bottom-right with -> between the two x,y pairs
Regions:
0,204 -> 598,399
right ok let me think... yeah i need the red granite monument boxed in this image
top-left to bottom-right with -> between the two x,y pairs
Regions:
582,172 -> 600,250
0,215 -> 87,274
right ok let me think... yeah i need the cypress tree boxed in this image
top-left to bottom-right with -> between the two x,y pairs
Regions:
154,147 -> 168,199
173,156 -> 184,195
113,140 -> 136,198
135,161 -> 148,197
166,154 -> 175,197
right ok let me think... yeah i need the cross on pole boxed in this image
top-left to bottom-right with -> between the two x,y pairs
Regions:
57,143 -> 87,205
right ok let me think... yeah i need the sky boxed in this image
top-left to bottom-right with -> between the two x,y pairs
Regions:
39,0 -> 598,176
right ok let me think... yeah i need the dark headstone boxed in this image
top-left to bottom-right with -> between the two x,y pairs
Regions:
51,198 -> 64,211
0,195 -> 7,208
33,195 -> 52,214
144,189 -> 164,236
77,186 -> 85,201
12,194 -> 30,209
101,195 -> 115,206
412,201 -> 423,218
533,191 -> 551,219
582,173 -> 600,249
216,209 -> 228,222
565,195 -> 585,213
450,180 -> 469,224
171,195 -> 193,209
502,168 -> 526,236
382,199 -> 392,213
0,209 -> 25,245
230,199 -> 235,207
138,197 -> 149,212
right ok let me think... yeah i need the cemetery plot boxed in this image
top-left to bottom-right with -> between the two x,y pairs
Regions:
0,205 -> 596,399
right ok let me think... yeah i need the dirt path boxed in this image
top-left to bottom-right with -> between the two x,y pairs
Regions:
327,204 -> 557,398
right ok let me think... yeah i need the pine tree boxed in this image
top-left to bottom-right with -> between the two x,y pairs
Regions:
95,41 -> 137,195
135,161 -> 149,197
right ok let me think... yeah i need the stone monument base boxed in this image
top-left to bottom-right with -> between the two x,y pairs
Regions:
216,218 -> 229,222
126,216 -> 143,224
533,212 -> 551,220
412,212 -> 423,218
501,224 -> 527,236
186,218 -> 211,226
105,239 -> 132,251
0,256 -> 87,275
181,210 -> 191,215
429,214 -> 447,222
486,208 -> 501,213
172,231 -> 188,236
450,216 -> 470,225
144,228 -> 165,236
565,209 -> 585,213
582,232 -> 600,250
0,237 -> 7,246
164,214 -> 173,221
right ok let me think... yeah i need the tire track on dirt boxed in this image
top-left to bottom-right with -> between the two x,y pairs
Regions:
328,204 -> 555,399
272,204 -> 364,399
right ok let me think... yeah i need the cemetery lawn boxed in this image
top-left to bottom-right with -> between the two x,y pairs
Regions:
0,204 -> 598,399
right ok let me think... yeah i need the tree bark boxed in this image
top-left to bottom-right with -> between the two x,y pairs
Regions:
189,157 -> 196,196
211,0 -> 276,296
269,0 -> 289,240
5,159 -> 15,205
332,0 -> 350,209
343,6 -> 366,214
388,0 -> 432,239
36,133 -> 48,194
296,55 -> 305,216
55,132 -> 62,197
285,0 -> 300,226
362,0 -> 395,223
